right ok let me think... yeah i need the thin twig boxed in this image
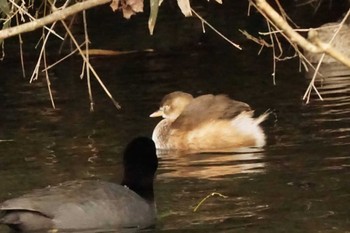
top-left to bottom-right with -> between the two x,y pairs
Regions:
60,20 -> 121,109
0,0 -> 112,40
239,29 -> 272,48
303,56 -> 324,103
42,41 -> 87,72
275,0 -> 298,28
303,9 -> 350,103
83,10 -> 94,112
191,8 -> 242,50
250,0 -> 315,71
193,192 -> 228,212
30,21 -> 58,82
8,0 -> 63,40
43,44 -> 56,108
309,9 -> 350,65
16,13 -> 26,78
58,14 -> 77,54
253,0 -> 350,67
267,21 -> 277,84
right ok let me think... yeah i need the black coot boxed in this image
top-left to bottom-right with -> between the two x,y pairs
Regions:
0,137 -> 158,232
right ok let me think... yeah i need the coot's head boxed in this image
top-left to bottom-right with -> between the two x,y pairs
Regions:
121,137 -> 158,201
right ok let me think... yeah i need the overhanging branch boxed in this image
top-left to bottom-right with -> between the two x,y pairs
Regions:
0,0 -> 112,40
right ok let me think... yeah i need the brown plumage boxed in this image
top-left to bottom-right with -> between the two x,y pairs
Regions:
150,91 -> 268,152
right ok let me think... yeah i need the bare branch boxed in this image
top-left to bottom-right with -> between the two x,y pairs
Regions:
253,0 -> 350,68
0,0 -> 112,40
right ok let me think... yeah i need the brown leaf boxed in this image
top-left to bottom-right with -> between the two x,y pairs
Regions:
122,5 -> 135,19
127,0 -> 144,13
111,0 -> 144,19
110,0 -> 120,12
121,0 -> 144,19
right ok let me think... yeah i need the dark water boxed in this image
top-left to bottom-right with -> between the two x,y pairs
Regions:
1,2 -> 350,233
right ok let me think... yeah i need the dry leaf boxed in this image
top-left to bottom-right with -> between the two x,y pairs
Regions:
122,5 -> 135,19
148,0 -> 161,35
177,0 -> 192,17
110,0 -> 120,12
126,0 -> 144,13
111,0 -> 144,19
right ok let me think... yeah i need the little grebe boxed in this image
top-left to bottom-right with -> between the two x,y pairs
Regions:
150,91 -> 268,152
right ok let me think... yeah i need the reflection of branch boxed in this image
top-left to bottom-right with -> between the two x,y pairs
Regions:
253,0 -> 350,68
0,0 -> 111,40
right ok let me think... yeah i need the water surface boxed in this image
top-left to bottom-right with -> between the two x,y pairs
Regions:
0,2 -> 350,233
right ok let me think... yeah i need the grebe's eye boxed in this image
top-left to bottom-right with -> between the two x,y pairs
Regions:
162,105 -> 170,112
